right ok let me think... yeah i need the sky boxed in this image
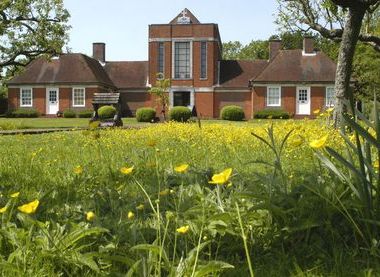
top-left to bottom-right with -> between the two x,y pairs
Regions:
63,0 -> 280,61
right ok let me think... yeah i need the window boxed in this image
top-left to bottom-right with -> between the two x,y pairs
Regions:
326,87 -> 335,107
200,41 -> 207,79
20,88 -> 32,107
173,91 -> 191,107
157,42 -> 164,76
267,86 -> 281,106
72,88 -> 85,107
174,41 -> 191,79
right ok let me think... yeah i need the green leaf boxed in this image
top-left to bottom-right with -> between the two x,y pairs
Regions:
194,261 -> 235,277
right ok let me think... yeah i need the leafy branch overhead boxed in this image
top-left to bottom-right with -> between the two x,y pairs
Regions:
0,0 -> 70,73
277,0 -> 380,51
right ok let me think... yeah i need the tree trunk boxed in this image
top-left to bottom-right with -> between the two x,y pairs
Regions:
334,7 -> 366,127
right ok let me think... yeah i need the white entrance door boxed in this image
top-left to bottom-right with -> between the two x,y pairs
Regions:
296,87 -> 311,115
47,88 -> 59,115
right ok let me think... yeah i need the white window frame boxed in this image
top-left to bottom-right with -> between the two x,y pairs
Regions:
169,88 -> 195,110
72,87 -> 86,107
20,87 -> 33,107
266,86 -> 281,107
325,86 -> 335,107
172,40 -> 193,80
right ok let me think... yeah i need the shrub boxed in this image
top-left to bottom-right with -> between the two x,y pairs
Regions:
98,105 -> 117,119
254,109 -> 290,119
169,106 -> 192,122
136,107 -> 156,122
78,110 -> 94,118
8,108 -> 39,118
220,105 -> 245,121
63,109 -> 76,118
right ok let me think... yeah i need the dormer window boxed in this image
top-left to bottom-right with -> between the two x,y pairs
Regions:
174,41 -> 191,79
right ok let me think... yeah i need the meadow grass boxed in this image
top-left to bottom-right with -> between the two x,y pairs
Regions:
0,119 -> 378,276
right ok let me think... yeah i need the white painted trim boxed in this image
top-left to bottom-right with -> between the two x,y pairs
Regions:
302,50 -> 317,56
172,40 -> 193,80
266,86 -> 281,107
253,83 -> 335,87
46,87 -> 59,115
214,89 -> 251,93
195,87 -> 214,92
149,37 -> 218,42
9,85 -> 100,89
169,87 -> 195,109
20,87 -> 33,107
72,87 -> 86,107
325,86 -> 335,107
296,86 -> 311,115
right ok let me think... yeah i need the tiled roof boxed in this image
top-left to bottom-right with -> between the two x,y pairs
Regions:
7,54 -> 115,88
218,60 -> 268,88
252,50 -> 336,83
104,61 -> 148,89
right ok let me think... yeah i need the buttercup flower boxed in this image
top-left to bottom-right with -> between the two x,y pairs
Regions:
120,166 -> 134,175
174,164 -> 189,173
374,159 -> 379,169
73,165 -> 83,175
10,192 -> 20,198
309,135 -> 328,149
176,225 -> 190,234
128,211 -> 135,219
86,211 -> 95,221
159,189 -> 170,196
289,136 -> 303,147
0,206 -> 7,213
136,204 -> 144,210
313,109 -> 320,115
209,168 -> 233,185
326,107 -> 334,113
18,200 -> 39,214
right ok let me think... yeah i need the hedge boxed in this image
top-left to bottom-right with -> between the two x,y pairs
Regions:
169,106 -> 192,122
78,110 -> 94,118
98,105 -> 117,119
136,107 -> 156,122
7,108 -> 40,118
63,109 -> 76,118
220,105 -> 245,121
254,109 -> 290,119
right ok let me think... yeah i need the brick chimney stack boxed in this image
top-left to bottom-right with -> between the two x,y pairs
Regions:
269,39 -> 281,60
303,37 -> 314,54
93,42 -> 106,63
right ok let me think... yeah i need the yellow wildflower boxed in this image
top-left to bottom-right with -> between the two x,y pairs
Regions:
310,135 -> 328,149
120,166 -> 134,175
174,164 -> 189,173
86,211 -> 95,221
136,204 -> 144,210
289,136 -> 303,147
374,159 -> 379,169
326,107 -> 334,113
208,168 -> 233,185
159,189 -> 170,196
0,206 -> 7,213
10,192 -> 20,198
17,200 -> 39,214
73,165 -> 83,175
128,211 -> 135,220
176,225 -> 190,234
313,109 -> 320,115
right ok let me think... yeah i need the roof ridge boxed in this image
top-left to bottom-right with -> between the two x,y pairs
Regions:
81,54 -> 116,88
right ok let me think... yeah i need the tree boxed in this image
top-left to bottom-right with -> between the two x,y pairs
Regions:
276,0 -> 380,125
222,41 -> 244,60
222,40 -> 268,60
0,0 -> 70,78
149,74 -> 170,121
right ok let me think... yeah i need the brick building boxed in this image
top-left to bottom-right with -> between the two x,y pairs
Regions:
7,9 -> 337,118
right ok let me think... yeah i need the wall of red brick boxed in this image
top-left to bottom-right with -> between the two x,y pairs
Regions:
282,86 -> 296,116
311,87 -> 325,112
8,88 -> 18,111
252,87 -> 266,114
120,92 -> 151,116
213,91 -> 252,119
195,92 -> 214,118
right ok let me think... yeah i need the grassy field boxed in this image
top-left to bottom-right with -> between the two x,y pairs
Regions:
0,120 -> 378,276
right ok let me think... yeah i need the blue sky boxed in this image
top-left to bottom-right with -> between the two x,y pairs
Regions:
64,0 -> 279,61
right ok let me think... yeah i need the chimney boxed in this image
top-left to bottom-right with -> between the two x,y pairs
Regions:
93,42 -> 106,63
269,39 -> 281,60
303,36 -> 314,54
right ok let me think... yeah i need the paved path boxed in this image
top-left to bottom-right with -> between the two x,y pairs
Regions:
0,125 -> 147,135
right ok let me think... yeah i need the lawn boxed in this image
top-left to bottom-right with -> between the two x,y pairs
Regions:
0,117 -> 146,130
0,120 -> 378,276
